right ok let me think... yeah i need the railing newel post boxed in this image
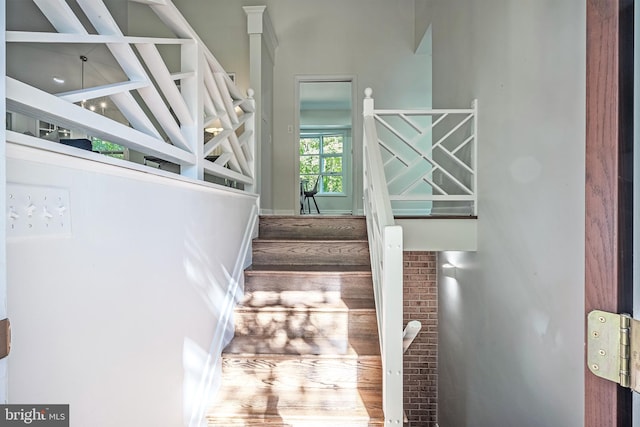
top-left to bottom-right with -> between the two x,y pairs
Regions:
364,87 -> 374,117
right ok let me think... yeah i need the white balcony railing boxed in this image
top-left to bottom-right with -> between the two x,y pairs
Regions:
372,95 -> 478,216
5,0 -> 256,190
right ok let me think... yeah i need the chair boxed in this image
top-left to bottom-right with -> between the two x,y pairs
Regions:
302,176 -> 320,214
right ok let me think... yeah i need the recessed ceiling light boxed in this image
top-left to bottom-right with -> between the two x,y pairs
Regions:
52,76 -> 65,84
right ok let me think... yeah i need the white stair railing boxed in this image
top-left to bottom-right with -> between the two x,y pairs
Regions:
373,96 -> 478,215
364,88 -> 478,423
5,0 -> 256,190
363,88 -> 404,425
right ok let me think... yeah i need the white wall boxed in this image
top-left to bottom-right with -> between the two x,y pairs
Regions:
6,143 -> 257,426
433,1 -> 585,426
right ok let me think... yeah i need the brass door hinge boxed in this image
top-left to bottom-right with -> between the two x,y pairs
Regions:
0,319 -> 10,359
587,310 -> 640,391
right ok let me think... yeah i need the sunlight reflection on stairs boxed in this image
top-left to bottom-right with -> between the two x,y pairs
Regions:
206,216 -> 384,427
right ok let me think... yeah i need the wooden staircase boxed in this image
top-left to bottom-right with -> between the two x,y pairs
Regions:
207,215 -> 384,427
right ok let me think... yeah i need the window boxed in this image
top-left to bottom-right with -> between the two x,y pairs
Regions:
299,132 -> 344,194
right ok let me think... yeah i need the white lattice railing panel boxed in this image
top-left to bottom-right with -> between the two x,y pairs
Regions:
5,0 -> 256,190
372,95 -> 478,215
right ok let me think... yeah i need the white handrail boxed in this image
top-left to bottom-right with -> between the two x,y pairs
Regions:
363,88 -> 404,425
5,0 -> 256,191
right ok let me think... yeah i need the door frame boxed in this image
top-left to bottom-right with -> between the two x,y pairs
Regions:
585,0 -> 634,425
293,75 -> 358,215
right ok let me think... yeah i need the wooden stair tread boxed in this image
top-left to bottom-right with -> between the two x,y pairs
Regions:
208,387 -> 383,422
261,215 -> 366,219
224,335 -> 380,356
254,238 -> 368,243
246,264 -> 372,273
237,297 -> 375,311
220,354 -> 382,391
222,352 -> 381,361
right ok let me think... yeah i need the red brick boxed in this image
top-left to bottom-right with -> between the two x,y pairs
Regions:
403,251 -> 437,427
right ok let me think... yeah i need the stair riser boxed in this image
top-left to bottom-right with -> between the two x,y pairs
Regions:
259,216 -> 367,240
234,310 -> 378,339
221,357 -> 382,390
244,273 -> 374,300
252,241 -> 370,266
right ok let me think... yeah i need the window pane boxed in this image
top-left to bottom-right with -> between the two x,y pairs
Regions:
300,137 -> 320,155
323,176 -> 343,193
299,155 -> 320,175
323,156 -> 342,173
322,135 -> 343,154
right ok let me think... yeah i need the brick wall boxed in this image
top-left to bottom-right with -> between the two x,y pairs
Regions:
403,251 -> 437,427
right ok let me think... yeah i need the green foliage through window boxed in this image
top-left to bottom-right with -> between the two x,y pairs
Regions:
300,133 -> 344,194
92,137 -> 125,159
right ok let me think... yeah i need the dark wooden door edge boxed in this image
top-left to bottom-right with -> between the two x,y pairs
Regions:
585,0 -> 634,425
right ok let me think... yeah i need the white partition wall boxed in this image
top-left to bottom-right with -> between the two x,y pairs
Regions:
6,143 -> 258,426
